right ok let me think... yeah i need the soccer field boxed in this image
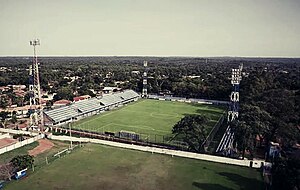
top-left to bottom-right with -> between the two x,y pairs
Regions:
5,143 -> 263,190
72,99 -> 225,140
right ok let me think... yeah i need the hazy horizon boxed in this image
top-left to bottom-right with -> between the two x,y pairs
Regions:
1,0 -> 300,57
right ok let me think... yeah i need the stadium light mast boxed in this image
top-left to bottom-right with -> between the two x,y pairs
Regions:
228,63 -> 243,122
142,61 -> 148,98
227,63 -> 243,150
29,39 -> 44,130
216,63 -> 243,155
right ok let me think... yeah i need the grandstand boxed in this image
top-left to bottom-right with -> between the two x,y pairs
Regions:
44,90 -> 139,126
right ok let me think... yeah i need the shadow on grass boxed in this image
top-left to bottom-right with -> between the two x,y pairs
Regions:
218,172 -> 264,190
192,182 -> 233,190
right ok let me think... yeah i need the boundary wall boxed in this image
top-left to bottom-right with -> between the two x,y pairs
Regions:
50,134 -> 265,168
0,128 -> 43,155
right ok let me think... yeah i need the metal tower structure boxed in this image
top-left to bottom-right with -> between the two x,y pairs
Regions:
29,39 -> 44,130
142,61 -> 148,98
216,63 -> 243,154
228,63 -> 243,122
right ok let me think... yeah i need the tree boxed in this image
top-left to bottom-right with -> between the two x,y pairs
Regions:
53,87 -> 74,101
0,163 -> 14,181
10,111 -> 17,124
231,120 -> 254,159
232,104 -> 272,158
45,100 -> 53,109
272,157 -> 300,190
172,115 -> 208,152
0,96 -> 9,109
0,111 -> 9,128
10,155 -> 34,170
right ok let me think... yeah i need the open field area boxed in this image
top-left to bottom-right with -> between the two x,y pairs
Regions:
0,140 -> 70,165
0,141 -> 39,164
72,99 -> 225,141
5,143 -> 263,190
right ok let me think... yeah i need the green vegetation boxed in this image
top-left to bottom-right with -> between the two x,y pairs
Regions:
0,142 -> 38,164
0,140 -> 70,165
5,143 -> 263,190
10,155 -> 34,170
32,140 -> 72,166
173,115 -> 209,152
233,68 -> 300,189
72,99 -> 224,140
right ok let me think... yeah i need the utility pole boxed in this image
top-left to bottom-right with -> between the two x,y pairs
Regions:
69,122 -> 72,149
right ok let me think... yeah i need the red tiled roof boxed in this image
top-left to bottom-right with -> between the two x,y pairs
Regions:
54,99 -> 71,105
73,95 -> 90,102
73,97 -> 85,102
18,124 -> 27,129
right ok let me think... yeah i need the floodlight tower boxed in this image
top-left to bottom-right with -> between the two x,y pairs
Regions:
29,39 -> 44,130
228,63 -> 243,122
227,63 -> 243,150
215,64 -> 243,154
142,61 -> 148,98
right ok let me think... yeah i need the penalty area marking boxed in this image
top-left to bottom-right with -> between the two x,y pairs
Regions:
150,112 -> 180,119
75,111 -> 115,126
97,123 -> 170,134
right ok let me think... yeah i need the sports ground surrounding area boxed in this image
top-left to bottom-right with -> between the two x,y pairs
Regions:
72,99 -> 225,142
5,143 -> 263,190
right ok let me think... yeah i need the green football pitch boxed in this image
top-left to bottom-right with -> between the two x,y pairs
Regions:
72,99 -> 225,141
5,143 -> 263,190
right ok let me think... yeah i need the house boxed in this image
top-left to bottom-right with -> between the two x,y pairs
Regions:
73,95 -> 91,102
53,99 -> 71,107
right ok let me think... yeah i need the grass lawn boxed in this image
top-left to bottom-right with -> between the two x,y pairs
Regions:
0,141 -> 39,164
72,99 -> 225,142
5,143 -> 264,190
32,140 -> 73,166
0,140 -> 71,166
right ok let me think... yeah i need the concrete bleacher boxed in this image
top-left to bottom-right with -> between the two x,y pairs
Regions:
44,106 -> 79,124
99,90 -> 139,106
44,90 -> 140,125
71,98 -> 103,113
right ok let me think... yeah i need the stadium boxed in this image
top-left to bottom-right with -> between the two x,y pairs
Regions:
43,88 -> 226,150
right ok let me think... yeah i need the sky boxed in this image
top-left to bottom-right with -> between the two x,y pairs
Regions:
0,0 -> 299,57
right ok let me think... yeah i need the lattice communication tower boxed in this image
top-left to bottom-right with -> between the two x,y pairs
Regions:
28,39 -> 44,130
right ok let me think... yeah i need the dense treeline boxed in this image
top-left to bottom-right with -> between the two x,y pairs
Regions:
232,66 -> 300,190
1,56 -> 299,101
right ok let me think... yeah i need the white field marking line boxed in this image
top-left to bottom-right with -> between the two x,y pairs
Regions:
75,100 -> 145,126
94,123 -> 115,131
150,112 -> 180,118
106,123 -> 170,134
121,109 -> 150,114
77,102 -> 142,127
122,109 -> 181,119
76,110 -> 115,126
